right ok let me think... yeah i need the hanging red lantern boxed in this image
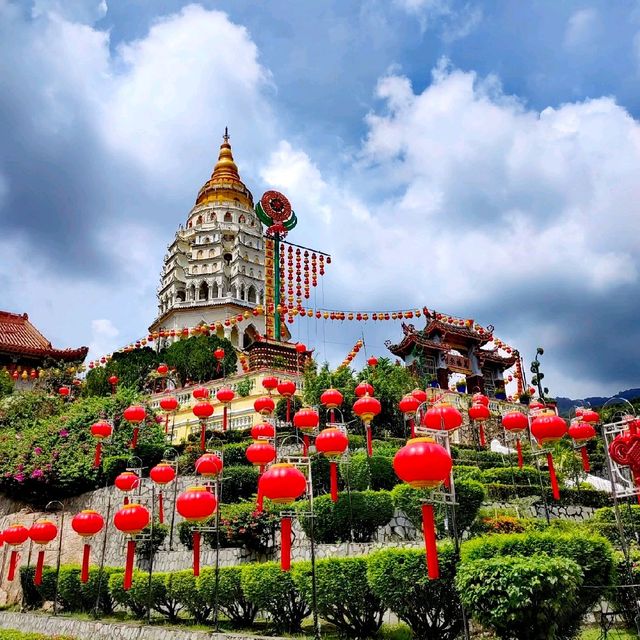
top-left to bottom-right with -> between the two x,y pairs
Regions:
193,401 -> 214,451
393,438 -> 452,579
29,519 -> 58,586
90,420 -> 112,468
149,462 -> 176,524
568,421 -> 597,472
108,375 -> 119,389
367,356 -> 378,368
195,452 -> 223,480
581,409 -> 599,424
295,343 -> 307,354
411,389 -> 427,404
3,524 -> 30,581
399,394 -> 421,438
252,421 -> 275,440
468,403 -> 491,448
157,363 -> 169,376
58,386 -> 70,397
113,504 -> 150,590
246,441 -> 277,469
193,386 -> 210,400
115,471 -> 140,505
216,387 -> 235,432
472,392 -> 489,406
293,407 -> 320,456
355,382 -> 374,398
262,376 -> 279,393
159,396 -> 179,435
277,379 -> 297,423
71,510 -> 104,583
176,486 -> 218,576
315,428 -> 348,502
530,414 -> 567,500
258,464 -> 307,570
353,394 -> 381,457
254,396 -> 275,416
123,405 -> 146,449
502,411 -> 529,468
214,347 -> 225,362
422,402 -> 462,432
320,387 -> 343,424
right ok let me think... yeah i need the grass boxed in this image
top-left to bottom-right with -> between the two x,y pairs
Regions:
0,632 -> 75,640
580,626 -> 638,639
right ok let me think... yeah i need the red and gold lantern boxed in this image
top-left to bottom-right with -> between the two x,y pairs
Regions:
216,387 -> 235,432
411,389 -> 427,404
176,487 -> 217,576
159,396 -> 179,434
114,504 -> 150,590
149,462 -> 176,524
422,402 -> 463,432
195,453 -> 223,481
568,420 -> 597,472
29,519 -> 58,585
293,407 -> 319,456
3,524 -> 29,581
468,403 -> 491,448
123,405 -> 146,449
157,363 -> 169,376
254,396 -> 275,417
530,414 -> 567,500
320,387 -> 343,424
355,382 -> 374,398
502,411 -> 529,468
399,394 -> 420,438
115,471 -> 140,505
193,400 -> 214,451
277,379 -> 297,423
315,428 -> 348,502
193,386 -> 210,400
353,394 -> 381,457
90,420 -> 112,468
262,376 -> 279,394
71,510 -> 104,583
251,422 -> 275,440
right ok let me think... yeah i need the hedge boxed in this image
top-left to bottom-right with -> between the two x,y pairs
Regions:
200,566 -> 257,627
451,447 -> 513,469
293,557 -> 384,639
221,465 -> 260,502
481,465 -> 551,487
297,490 -> 394,543
342,452 -> 397,491
589,505 -> 640,545
609,551 -> 640,628
456,555 -> 583,640
367,545 -> 462,640
484,482 -> 610,507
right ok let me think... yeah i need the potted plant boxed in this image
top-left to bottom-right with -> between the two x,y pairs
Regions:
494,384 -> 507,400
426,374 -> 440,388
456,379 -> 467,393
518,390 -> 532,405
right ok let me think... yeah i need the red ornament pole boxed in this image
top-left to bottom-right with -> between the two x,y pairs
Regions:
158,491 -> 165,524
547,452 -> 560,501
193,531 -> 201,577
7,551 -> 19,582
421,504 -> 439,580
81,543 -> 91,583
124,539 -> 136,590
330,462 -> 339,503
94,441 -> 102,468
580,446 -> 590,473
280,516 -> 292,571
516,438 -> 524,469
35,551 -> 46,586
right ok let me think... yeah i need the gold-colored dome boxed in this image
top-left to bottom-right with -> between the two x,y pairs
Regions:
195,128 -> 253,208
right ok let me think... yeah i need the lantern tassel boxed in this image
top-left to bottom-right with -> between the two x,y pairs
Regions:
547,452 -> 560,501
421,504 -> 439,580
124,496 -> 129,506
94,441 -> 102,468
330,461 -> 339,502
366,424 -> 373,457
130,426 -> 139,449
478,423 -> 486,448
409,417 -> 415,439
193,531 -> 201,577
165,413 -> 169,435
35,550 -> 46,586
223,406 -> 228,432
200,421 -> 206,452
280,516 -> 292,571
158,490 -> 164,524
123,540 -> 136,591
7,550 -> 19,582
330,408 -> 335,424
516,438 -> 524,469
303,434 -> 310,457
286,398 -> 291,424
580,446 -> 590,473
81,543 -> 91,583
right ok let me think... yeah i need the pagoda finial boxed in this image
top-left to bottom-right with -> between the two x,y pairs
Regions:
223,126 -> 229,142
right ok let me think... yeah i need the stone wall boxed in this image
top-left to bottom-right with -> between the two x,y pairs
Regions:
483,501 -> 597,521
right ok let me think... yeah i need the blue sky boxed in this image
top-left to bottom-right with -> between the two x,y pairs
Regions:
1,0 -> 640,397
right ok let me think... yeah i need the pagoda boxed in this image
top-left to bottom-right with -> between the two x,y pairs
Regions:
149,130 -> 272,350
386,311 -> 516,397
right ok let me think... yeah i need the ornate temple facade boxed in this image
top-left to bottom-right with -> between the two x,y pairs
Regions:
386,312 -> 516,397
149,131 -> 267,350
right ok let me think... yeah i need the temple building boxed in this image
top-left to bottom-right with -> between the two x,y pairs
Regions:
149,130 -> 268,350
386,312 -> 516,397
0,311 -> 88,384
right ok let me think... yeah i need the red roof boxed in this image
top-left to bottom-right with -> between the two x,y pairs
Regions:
0,311 -> 88,362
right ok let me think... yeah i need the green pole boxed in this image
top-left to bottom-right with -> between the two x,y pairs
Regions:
274,235 -> 281,341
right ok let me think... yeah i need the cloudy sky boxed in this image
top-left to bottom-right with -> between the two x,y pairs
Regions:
1,0 -> 639,398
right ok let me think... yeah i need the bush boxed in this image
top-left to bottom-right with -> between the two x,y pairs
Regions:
136,521 -> 169,561
475,514 -> 530,534
127,571 -> 185,622
221,442 -> 252,467
55,565 -> 119,613
367,545 -> 462,640
298,490 -> 394,543
215,501 -> 277,552
293,557 -> 384,639
241,562 -> 310,633
343,453 -> 397,491
199,566 -> 257,627
452,465 -> 483,482
222,465 -> 259,502
481,465 -> 548,486
169,570 -> 209,624
20,566 -> 43,609
590,505 -> 640,545
456,555 -> 583,640
108,570 -> 147,618
484,483 -> 610,507
452,447 -> 513,469
609,551 -> 640,628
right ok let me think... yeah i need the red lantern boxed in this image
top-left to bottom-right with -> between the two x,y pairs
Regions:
193,401 -> 214,451
502,411 -> 529,468
262,376 -> 279,393
422,402 -> 462,432
353,394 -> 381,457
150,462 -> 176,524
393,438 -> 452,579
293,407 -> 319,456
108,375 -> 119,388
29,519 -> 58,586
411,389 -> 427,404
193,386 -> 210,400
113,504 -> 150,590
568,421 -> 597,472
355,382 -> 374,398
58,386 -> 70,397
320,387 -> 343,424
468,403 -> 491,448
315,428 -> 348,502
581,409 -> 599,424
472,392 -> 489,406
254,396 -> 275,416
90,420 -> 112,468
214,347 -> 225,362
277,379 -> 297,423
123,405 -> 146,449
71,510 -> 104,583
251,422 -> 275,440
157,363 -> 169,376
367,356 -> 378,368
531,414 -> 567,500
115,471 -> 140,504
176,486 -> 218,576
160,397 -> 179,412
295,343 -> 307,354
246,441 -> 277,469
259,464 -> 307,570
3,524 -> 29,581
216,387 -> 235,432
195,453 -> 223,480
399,394 -> 421,438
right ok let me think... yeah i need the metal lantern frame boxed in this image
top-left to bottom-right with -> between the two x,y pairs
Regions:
602,399 -> 639,500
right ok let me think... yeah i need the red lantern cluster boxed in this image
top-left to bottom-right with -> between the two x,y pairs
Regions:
72,510 -> 104,582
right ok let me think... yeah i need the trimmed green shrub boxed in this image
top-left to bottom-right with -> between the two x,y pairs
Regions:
19,566 -> 43,609
590,505 -> 640,545
298,490 -> 394,543
293,557 -> 383,639
127,571 -> 184,622
222,465 -> 259,502
348,435 -> 366,451
343,453 -> 397,491
170,570 -> 209,624
456,555 -> 583,640
481,465 -> 548,486
108,570 -> 146,618
241,561 -> 309,633
609,551 -> 640,628
199,566 -> 257,627
452,447 -> 513,469
56,565 -> 119,613
484,483 -> 610,507
221,442 -> 252,467
367,545 -> 462,640
452,465 -> 483,482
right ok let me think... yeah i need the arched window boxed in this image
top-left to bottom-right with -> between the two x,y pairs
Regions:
247,285 -> 256,303
224,212 -> 233,223
192,265 -> 199,275
209,249 -> 215,258
230,285 -> 237,299
203,237 -> 210,244
239,214 -> 246,224
197,250 -> 203,259
189,284 -> 196,301
199,282 -> 209,300
240,284 -> 245,300
188,221 -> 192,228
209,212 -> 216,222
176,290 -> 186,302
197,215 -> 203,225
212,281 -> 219,298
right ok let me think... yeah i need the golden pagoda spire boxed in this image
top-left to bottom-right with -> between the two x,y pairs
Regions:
195,128 -> 253,207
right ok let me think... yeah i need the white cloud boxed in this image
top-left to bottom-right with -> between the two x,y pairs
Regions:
394,0 -> 481,41
32,0 -> 108,25
564,8 -> 599,51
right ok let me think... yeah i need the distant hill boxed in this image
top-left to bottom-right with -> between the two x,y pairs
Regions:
555,388 -> 640,414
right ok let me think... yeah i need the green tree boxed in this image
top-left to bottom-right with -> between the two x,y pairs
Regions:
0,369 -> 14,398
84,347 -> 161,396
163,335 -> 236,386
